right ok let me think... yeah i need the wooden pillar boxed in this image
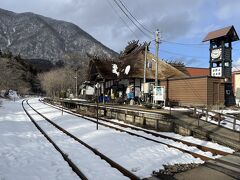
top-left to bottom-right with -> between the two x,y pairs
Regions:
133,115 -> 135,124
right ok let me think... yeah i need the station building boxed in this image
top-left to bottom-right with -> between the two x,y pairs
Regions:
86,26 -> 239,107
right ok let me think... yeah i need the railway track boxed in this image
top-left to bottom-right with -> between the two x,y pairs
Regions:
22,100 -> 140,180
40,99 -> 233,161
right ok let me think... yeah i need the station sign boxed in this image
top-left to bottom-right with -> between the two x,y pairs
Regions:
153,86 -> 165,101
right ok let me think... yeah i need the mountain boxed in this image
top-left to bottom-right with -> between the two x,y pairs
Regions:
0,8 -> 118,65
0,52 -> 40,94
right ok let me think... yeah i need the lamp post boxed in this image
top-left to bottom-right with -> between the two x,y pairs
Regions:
75,70 -> 78,98
95,82 -> 101,130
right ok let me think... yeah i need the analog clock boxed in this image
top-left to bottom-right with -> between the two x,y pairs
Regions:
211,48 -> 222,59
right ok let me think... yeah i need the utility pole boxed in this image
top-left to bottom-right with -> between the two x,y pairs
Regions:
75,70 -> 78,98
95,83 -> 100,130
155,29 -> 160,86
144,43 -> 147,84
143,43 -> 148,102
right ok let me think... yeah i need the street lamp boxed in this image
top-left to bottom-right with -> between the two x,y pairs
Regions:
75,70 -> 78,98
95,82 -> 101,130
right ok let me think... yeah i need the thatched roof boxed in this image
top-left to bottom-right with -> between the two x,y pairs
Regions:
88,59 -> 119,81
87,44 -> 187,81
120,50 -> 187,80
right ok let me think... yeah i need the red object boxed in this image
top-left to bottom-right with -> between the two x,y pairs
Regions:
186,67 -> 209,76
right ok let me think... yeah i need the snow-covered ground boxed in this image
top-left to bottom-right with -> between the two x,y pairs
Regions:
105,119 -> 234,154
164,106 -> 240,131
45,101 -> 234,154
196,109 -> 240,131
0,99 -> 79,180
0,98 -> 235,179
24,101 -> 128,180
28,98 -> 204,178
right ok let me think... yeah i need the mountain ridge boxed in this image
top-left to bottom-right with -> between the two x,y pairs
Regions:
0,8 -> 118,65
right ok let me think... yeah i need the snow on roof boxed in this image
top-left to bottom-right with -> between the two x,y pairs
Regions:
112,64 -> 119,76
124,65 -> 131,75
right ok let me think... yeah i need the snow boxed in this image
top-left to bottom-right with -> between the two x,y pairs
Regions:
80,117 -> 223,159
4,98 -> 235,179
45,101 -> 234,154
28,98 -> 205,178
91,118 -> 234,155
0,99 -> 79,180
7,90 -> 19,100
112,64 -> 119,76
7,38 -> 11,47
24,103 -> 128,180
158,132 -> 234,153
194,108 -> 240,131
201,114 -> 240,131
64,98 -> 87,101
124,65 -> 131,75
164,106 -> 189,111
164,106 -> 240,131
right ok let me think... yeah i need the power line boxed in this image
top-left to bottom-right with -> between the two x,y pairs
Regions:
117,0 -> 153,35
112,0 -> 153,39
106,0 -> 139,39
161,39 -> 208,46
160,49 -> 208,59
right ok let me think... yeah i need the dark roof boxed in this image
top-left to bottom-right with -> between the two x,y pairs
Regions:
202,25 -> 239,42
88,59 -> 119,81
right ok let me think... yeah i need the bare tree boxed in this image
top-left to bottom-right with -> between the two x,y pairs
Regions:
38,66 -> 87,97
0,57 -> 31,94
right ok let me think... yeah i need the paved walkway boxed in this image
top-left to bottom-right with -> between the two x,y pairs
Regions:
174,152 -> 240,180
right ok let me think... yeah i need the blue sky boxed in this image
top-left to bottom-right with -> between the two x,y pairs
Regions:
1,0 -> 240,69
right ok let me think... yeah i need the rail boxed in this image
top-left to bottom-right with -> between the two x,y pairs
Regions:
41,99 -> 232,161
26,100 -> 140,180
22,100 -> 88,180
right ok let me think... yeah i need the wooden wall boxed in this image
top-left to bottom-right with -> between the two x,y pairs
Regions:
161,76 -> 225,107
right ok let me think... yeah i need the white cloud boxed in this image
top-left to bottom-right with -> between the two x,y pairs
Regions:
0,0 -> 239,54
215,1 -> 240,20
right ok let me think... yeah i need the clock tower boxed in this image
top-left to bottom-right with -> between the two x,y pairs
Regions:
203,26 -> 239,105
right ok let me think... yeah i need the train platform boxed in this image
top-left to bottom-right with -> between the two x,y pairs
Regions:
90,103 -> 240,150
44,99 -> 240,179
169,110 -> 240,149
46,98 -> 240,149
174,152 -> 240,180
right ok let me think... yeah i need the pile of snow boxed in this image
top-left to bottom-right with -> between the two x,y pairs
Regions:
164,106 -> 189,111
112,64 -> 119,76
235,99 -> 240,107
7,90 -> 19,100
124,65 -> 131,75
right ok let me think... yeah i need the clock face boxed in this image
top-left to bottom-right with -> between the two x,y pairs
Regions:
211,48 -> 222,59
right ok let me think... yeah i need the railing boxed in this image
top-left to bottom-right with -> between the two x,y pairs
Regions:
44,97 -> 240,132
189,107 -> 240,132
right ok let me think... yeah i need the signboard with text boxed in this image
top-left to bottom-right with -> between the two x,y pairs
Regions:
153,86 -> 165,101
